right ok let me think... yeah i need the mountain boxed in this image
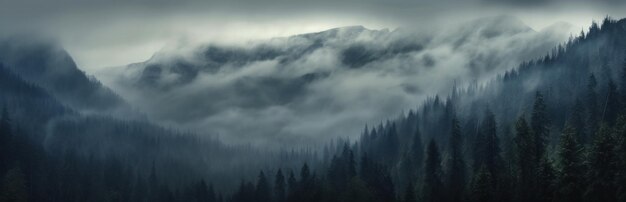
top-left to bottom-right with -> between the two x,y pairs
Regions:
99,16 -> 576,147
0,36 -> 316,192
1,15 -> 626,202
0,37 -> 134,116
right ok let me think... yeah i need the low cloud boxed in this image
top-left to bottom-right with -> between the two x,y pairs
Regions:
100,16 -> 578,147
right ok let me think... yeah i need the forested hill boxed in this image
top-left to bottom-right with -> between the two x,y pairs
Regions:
227,17 -> 626,202
2,17 -> 626,202
0,38 -> 135,116
0,37 -> 317,200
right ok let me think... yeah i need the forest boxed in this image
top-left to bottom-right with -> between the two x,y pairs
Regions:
2,16 -> 626,202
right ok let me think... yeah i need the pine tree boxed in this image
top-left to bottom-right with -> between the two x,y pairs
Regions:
569,99 -> 587,144
421,139 -> 443,202
385,123 -> 400,164
148,161 -> 159,201
514,115 -> 536,201
536,158 -> 556,202
480,110 -> 501,179
274,169 -> 286,202
401,129 -> 423,188
286,171 -> 297,202
445,117 -> 465,202
616,116 -> 626,202
585,124 -> 617,202
620,57 -> 626,108
255,171 -> 271,202
586,74 -> 599,141
470,165 -> 494,202
0,107 -> 12,173
233,181 -> 255,202
531,91 -> 550,160
603,79 -> 620,126
555,124 -> 584,202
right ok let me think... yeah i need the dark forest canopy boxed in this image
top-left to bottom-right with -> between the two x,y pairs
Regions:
2,16 -> 626,201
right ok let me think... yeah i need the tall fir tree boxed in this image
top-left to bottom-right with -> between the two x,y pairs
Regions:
555,124 -> 584,202
586,74 -> 600,141
569,99 -> 587,144
445,117 -> 466,202
255,171 -> 271,202
401,129 -> 423,188
615,115 -> 626,202
531,91 -> 550,161
603,79 -> 620,126
585,124 -> 617,202
479,109 -> 501,179
513,115 -> 536,201
421,139 -> 443,202
0,106 -> 12,174
469,165 -> 494,202
274,169 -> 286,202
536,158 -> 556,202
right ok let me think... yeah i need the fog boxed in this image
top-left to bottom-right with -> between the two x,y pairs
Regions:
1,0 -> 625,147
97,17 -> 579,147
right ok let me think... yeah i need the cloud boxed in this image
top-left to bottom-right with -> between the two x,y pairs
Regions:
98,16 -> 579,147
1,0 -> 623,148
1,0 -> 623,73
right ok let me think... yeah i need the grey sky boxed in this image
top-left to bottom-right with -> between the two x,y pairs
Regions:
1,0 -> 625,147
1,0 -> 624,73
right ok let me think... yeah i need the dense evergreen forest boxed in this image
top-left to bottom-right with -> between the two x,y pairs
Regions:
2,17 -> 626,202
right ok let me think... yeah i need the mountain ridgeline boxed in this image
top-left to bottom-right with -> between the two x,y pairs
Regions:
1,17 -> 626,202
104,16 -> 571,146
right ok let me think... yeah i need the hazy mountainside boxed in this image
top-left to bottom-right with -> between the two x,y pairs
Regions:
3,15 -> 626,202
0,37 -> 316,192
341,17 -> 626,199
101,16 -> 577,147
0,37 -> 136,117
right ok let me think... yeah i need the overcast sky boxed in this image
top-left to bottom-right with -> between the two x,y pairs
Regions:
1,0 -> 625,73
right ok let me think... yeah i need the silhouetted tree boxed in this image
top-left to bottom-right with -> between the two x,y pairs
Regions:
470,165 -> 494,202
531,91 -> 550,161
421,139 -> 443,202
255,171 -> 271,202
514,115 -> 536,201
445,117 -> 465,202
585,124 -> 617,202
274,169 -> 286,202
555,124 -> 584,202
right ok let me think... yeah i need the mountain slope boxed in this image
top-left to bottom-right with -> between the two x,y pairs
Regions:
0,37 -> 133,116
100,16 -> 576,146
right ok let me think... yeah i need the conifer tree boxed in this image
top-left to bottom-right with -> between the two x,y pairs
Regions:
421,139 -> 443,202
603,79 -> 620,126
255,171 -> 271,202
531,91 -> 550,160
0,107 -> 12,173
445,117 -> 465,202
585,124 -> 617,202
555,124 -> 584,202
514,116 -> 535,201
616,116 -> 626,202
586,74 -> 599,141
401,129 -> 423,187
274,169 -> 286,202
479,110 -> 501,179
470,165 -> 494,202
